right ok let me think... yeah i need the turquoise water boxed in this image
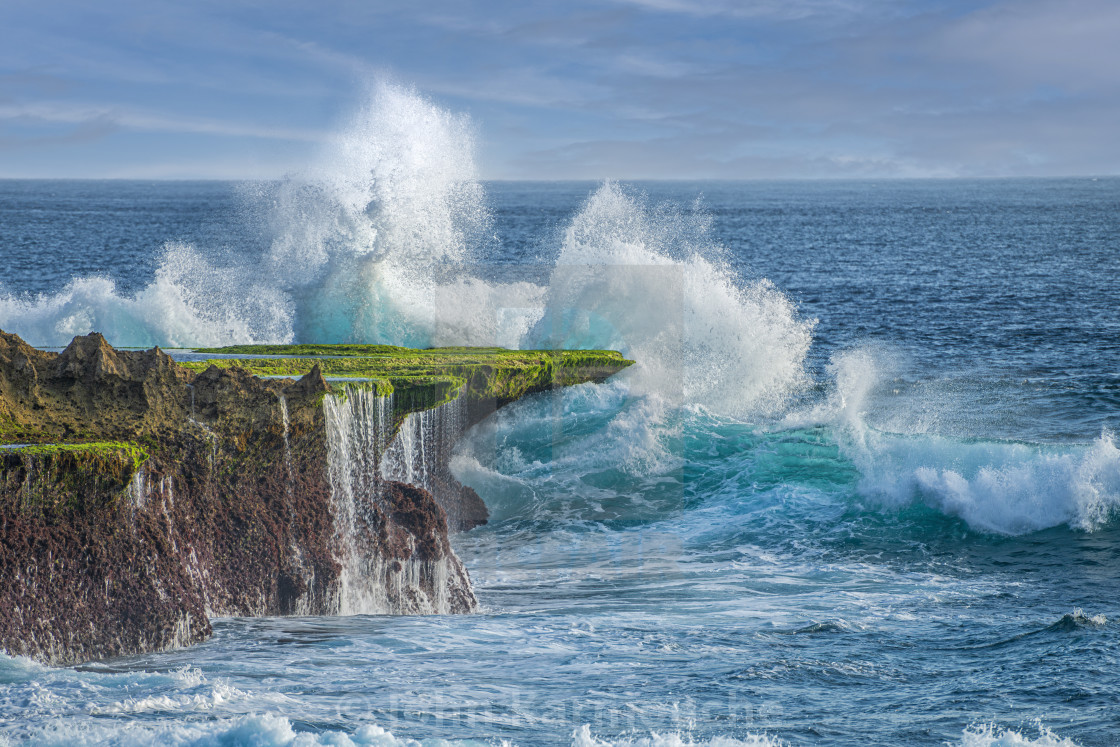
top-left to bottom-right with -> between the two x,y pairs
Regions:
1,174 -> 1118,746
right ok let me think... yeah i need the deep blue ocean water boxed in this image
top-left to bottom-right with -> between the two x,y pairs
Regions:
1,177 -> 1119,746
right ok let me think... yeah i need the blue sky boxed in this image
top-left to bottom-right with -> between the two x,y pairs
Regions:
2,0 -> 1118,179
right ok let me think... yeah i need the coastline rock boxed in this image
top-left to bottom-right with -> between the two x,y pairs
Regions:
0,330 -> 632,665
0,332 -> 469,665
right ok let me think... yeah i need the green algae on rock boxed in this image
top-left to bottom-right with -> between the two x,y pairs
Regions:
181,345 -> 634,427
1,442 -> 148,515
0,330 -> 633,665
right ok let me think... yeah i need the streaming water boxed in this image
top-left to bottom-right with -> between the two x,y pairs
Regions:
382,397 -> 465,494
0,83 -> 1118,745
322,386 -> 465,616
277,393 -> 294,502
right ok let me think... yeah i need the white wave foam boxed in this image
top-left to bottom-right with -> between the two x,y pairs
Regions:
450,377 -> 691,525
0,82 -> 534,349
572,724 -> 787,747
0,245 -> 292,348
265,81 -> 533,347
1066,608 -> 1107,626
87,667 -> 250,717
528,182 -> 814,419
91,681 -> 249,716
846,427 -> 1120,534
0,651 -> 51,679
15,713 -> 434,747
956,722 -> 1082,747
778,347 -> 1120,535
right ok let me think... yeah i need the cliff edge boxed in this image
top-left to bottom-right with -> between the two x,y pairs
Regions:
0,331 -> 633,665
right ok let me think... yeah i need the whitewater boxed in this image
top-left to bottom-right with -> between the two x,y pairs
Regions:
1,83 -> 1118,745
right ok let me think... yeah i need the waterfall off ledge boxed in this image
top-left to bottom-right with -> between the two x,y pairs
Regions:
0,331 -> 633,665
324,389 -> 474,614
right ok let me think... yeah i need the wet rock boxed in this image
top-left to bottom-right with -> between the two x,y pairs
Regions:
0,330 -> 480,665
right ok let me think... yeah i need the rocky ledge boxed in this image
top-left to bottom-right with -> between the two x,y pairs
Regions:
0,330 -> 632,665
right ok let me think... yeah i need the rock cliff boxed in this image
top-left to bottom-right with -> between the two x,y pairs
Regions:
0,331 -> 632,665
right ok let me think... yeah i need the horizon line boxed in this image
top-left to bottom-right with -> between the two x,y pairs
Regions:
0,174 -> 1117,183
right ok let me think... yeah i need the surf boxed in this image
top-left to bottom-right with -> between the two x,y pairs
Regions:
1,78 -> 1117,552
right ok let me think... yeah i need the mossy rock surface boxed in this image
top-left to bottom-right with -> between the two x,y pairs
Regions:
10,441 -> 148,468
181,345 -> 634,422
0,442 -> 148,515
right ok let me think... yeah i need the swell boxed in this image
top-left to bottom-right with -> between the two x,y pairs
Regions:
451,376 -> 1120,539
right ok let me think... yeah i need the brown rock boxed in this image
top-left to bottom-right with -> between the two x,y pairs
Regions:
0,330 -> 478,665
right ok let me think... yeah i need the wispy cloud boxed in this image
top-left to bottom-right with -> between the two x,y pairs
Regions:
0,116 -> 118,149
0,102 -> 325,143
607,0 -> 887,20
1,0 -> 1118,178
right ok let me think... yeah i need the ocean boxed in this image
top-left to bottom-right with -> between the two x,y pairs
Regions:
1,93 -> 1119,746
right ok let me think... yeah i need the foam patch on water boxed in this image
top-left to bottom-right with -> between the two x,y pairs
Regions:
4,717 -> 789,747
0,656 -> 483,745
8,712 -> 476,747
90,680 -> 250,716
572,724 -> 788,747
956,722 -> 1082,747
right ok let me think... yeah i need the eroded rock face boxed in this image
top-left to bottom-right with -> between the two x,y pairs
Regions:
0,445 -> 212,664
0,330 -> 478,665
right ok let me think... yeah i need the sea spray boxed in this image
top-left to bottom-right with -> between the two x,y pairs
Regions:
0,88 -> 807,370
452,181 -> 818,518
0,244 -> 292,348
259,81 -> 522,347
526,182 -> 814,419
0,82 -> 531,348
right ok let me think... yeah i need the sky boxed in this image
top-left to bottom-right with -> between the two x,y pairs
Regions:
1,0 -> 1118,180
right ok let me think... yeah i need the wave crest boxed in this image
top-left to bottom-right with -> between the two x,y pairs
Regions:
528,182 -> 814,418
957,722 -> 1082,747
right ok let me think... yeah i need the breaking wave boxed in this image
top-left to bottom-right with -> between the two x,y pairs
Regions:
818,348 -> 1120,534
3,79 -> 1117,540
526,181 -> 814,417
956,722 -> 1082,747
0,82 -> 539,350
